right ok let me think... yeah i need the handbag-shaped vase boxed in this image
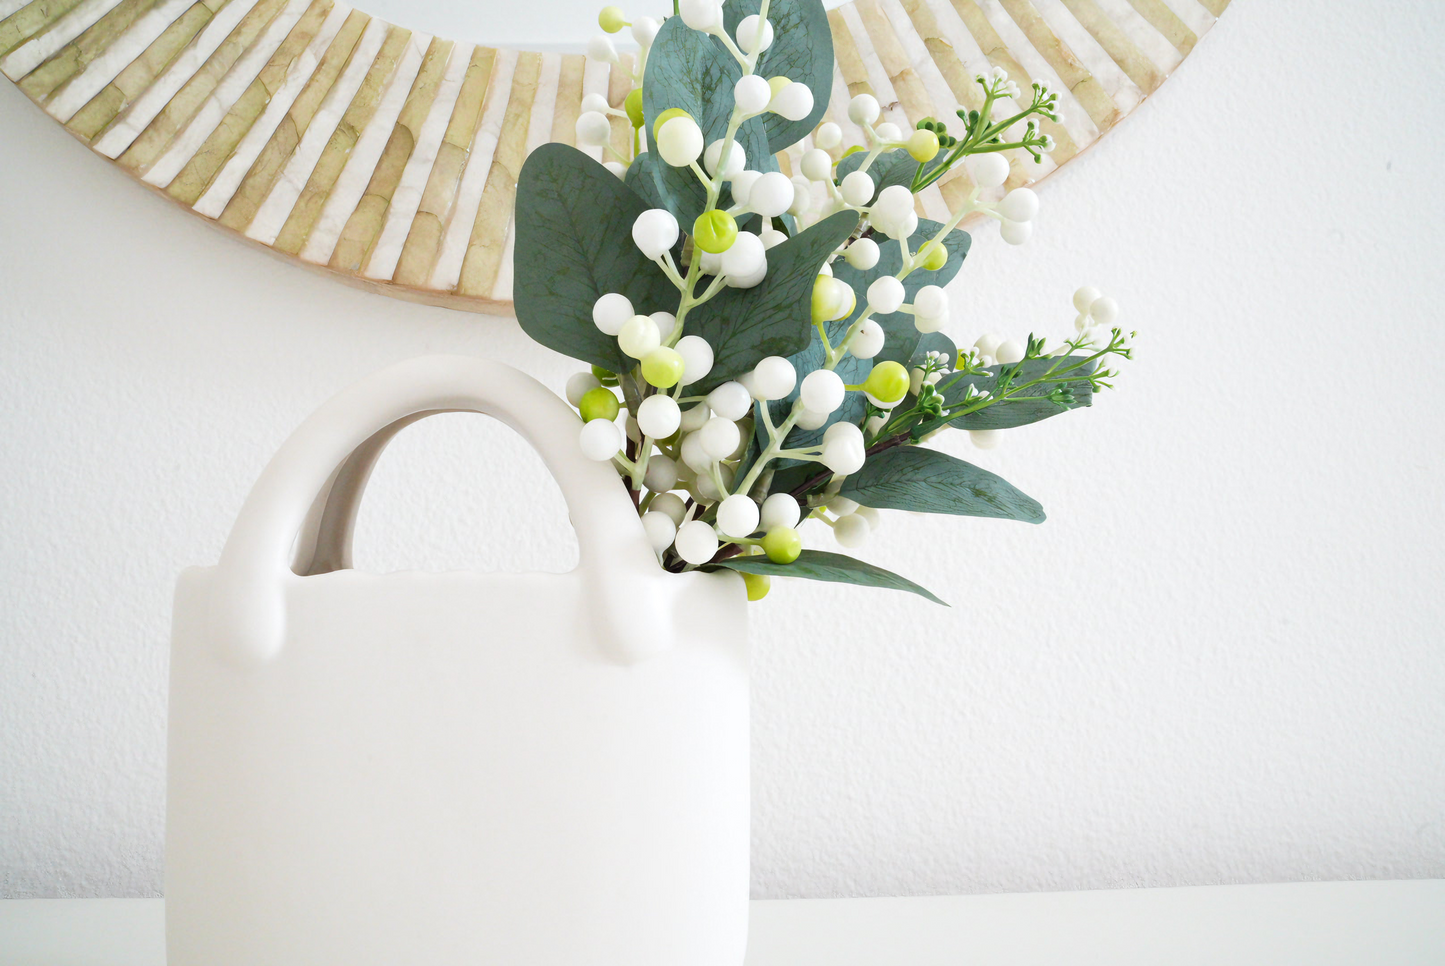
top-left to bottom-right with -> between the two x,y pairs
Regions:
167,355 -> 750,965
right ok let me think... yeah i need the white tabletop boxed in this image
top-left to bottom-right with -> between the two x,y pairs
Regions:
2,880 -> 1442,966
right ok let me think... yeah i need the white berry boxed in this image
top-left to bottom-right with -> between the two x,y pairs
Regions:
874,122 -> 901,142
658,115 -> 704,167
673,334 -> 715,386
644,453 -> 679,492
761,493 -> 801,530
814,122 -> 842,150
716,494 -> 761,538
997,186 -> 1038,223
637,394 -> 682,438
844,237 -> 880,270
1090,296 -> 1119,325
679,402 -> 711,433
801,148 -> 832,182
969,429 -> 1000,450
734,75 -> 771,115
850,319 -> 885,359
707,381 -> 752,421
579,418 -> 623,461
847,93 -> 880,125
913,285 -> 948,324
969,152 -> 1009,188
800,369 -> 845,415
699,416 -> 741,460
995,339 -> 1025,364
751,356 -> 797,400
651,492 -> 688,526
641,511 -> 677,552
575,111 -> 612,147
587,35 -> 619,64
867,276 -> 905,314
678,0 -> 721,32
674,520 -> 720,565
720,231 -> 766,281
632,16 -> 659,46
736,14 -> 773,53
704,138 -> 746,178
748,171 -> 794,218
834,512 -> 869,548
618,314 -> 661,358
650,310 -> 677,342
632,208 -> 679,259
999,219 -> 1032,245
840,170 -> 875,207
770,81 -> 814,121
795,408 -> 829,430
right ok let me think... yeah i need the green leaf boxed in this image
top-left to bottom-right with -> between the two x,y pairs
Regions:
722,0 -> 833,151
838,445 -> 1045,523
624,150 -> 669,212
920,356 -> 1096,435
910,331 -> 958,368
641,13 -> 776,226
830,218 -> 970,368
706,549 -> 947,605
686,209 -> 859,393
514,144 -> 679,372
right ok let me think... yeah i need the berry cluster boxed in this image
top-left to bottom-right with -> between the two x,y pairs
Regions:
512,0 -> 1135,603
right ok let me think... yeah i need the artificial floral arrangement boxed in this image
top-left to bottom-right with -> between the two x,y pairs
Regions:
513,0 -> 1133,604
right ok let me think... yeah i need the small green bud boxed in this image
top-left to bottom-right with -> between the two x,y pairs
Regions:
579,386 -> 620,422
761,527 -> 802,564
591,364 -> 619,387
624,88 -> 644,127
906,129 -> 939,162
692,210 -> 738,254
641,347 -> 686,388
861,361 -> 909,405
920,243 -> 948,271
598,6 -> 627,33
742,571 -> 771,601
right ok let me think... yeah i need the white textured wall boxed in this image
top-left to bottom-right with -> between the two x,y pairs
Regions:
3,0 -> 1444,900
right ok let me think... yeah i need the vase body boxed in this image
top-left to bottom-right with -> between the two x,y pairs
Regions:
166,356 -> 750,965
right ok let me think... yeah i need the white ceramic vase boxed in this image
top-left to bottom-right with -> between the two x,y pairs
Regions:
167,356 -> 750,965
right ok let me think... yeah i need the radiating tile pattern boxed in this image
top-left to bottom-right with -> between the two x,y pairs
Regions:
2,0 -> 1225,314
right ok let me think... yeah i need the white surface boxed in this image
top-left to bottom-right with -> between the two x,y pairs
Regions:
165,357 -> 748,964
3,0 -> 1445,901
3,882 -> 1444,965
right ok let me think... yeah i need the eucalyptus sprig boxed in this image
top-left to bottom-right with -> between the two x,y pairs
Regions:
511,0 -> 1134,604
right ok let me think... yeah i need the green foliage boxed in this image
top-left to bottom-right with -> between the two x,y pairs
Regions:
919,356 -> 1096,435
513,144 -> 678,372
757,316 -> 871,468
686,209 -> 859,393
722,0 -> 833,151
839,445 -> 1044,523
706,549 -> 947,605
640,12 -> 775,226
831,218 -> 970,367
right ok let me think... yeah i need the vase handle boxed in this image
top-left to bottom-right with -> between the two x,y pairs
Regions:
209,356 -> 669,668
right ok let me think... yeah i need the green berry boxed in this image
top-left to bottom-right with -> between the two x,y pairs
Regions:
920,243 -> 948,271
641,347 -> 686,388
761,527 -> 802,564
652,107 -> 692,140
742,571 -> 771,601
624,88 -> 644,127
693,210 -> 738,254
579,387 -> 620,422
861,361 -> 909,405
591,364 -> 619,387
907,129 -> 939,162
599,6 -> 626,32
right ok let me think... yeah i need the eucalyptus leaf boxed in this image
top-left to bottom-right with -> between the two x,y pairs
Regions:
910,331 -> 958,368
722,0 -> 833,151
706,549 -> 947,605
831,218 -> 970,367
918,356 -> 1096,435
514,143 -> 679,372
641,13 -> 775,225
625,150 -> 669,212
685,209 -> 859,394
839,445 -> 1045,523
